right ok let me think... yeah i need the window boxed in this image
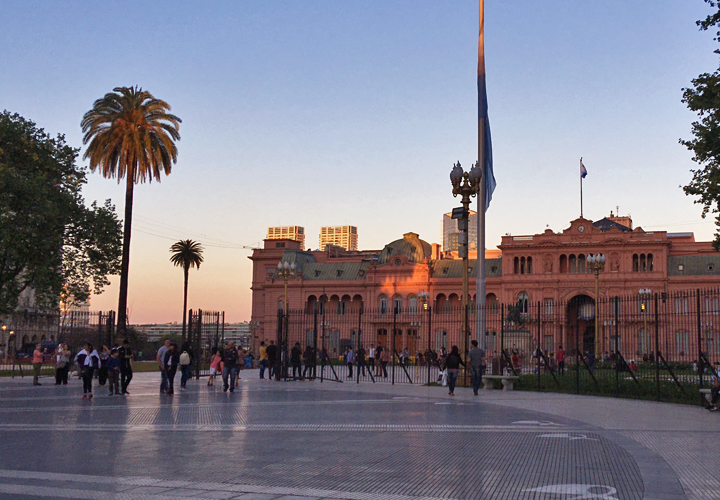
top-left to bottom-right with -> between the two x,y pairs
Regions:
379,295 -> 388,315
638,328 -> 651,355
435,330 -> 448,350
393,296 -> 402,314
527,256 -> 533,274
514,257 -> 519,274
611,297 -> 621,316
569,255 -> 577,274
633,254 -> 639,272
559,255 -> 568,274
518,292 -> 529,315
278,300 -> 284,313
544,298 -> 554,316
633,253 -> 654,272
705,296 -> 720,314
578,254 -> 586,273
675,297 -> 689,314
408,296 -> 418,314
675,331 -> 690,356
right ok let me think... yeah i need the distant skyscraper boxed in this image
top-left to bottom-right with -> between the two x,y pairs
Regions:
319,226 -> 358,251
267,226 -> 305,249
443,211 -> 477,252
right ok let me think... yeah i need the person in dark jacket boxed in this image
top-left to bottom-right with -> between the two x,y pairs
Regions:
445,345 -> 465,396
164,343 -> 180,395
302,345 -> 315,379
357,345 -> 367,377
290,342 -> 303,380
266,340 -> 278,380
221,341 -> 239,392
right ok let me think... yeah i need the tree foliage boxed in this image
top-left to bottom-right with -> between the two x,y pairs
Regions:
0,111 -> 122,315
170,239 -> 204,340
681,1 -> 720,249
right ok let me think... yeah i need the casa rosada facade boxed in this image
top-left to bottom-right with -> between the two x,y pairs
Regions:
249,214 -> 720,355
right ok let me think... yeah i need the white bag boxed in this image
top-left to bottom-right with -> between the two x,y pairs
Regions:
440,370 -> 448,387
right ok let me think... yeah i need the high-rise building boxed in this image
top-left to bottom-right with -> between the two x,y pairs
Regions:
319,226 -> 358,251
266,226 -> 305,249
443,211 -> 477,252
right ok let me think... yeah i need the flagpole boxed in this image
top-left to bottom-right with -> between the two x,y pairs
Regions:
580,157 -> 584,218
476,0 -> 486,350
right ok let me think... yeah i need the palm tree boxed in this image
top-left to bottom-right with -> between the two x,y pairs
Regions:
81,86 -> 181,337
170,240 -> 204,341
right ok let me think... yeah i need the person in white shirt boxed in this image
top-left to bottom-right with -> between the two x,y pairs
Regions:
74,343 -> 100,400
368,345 -> 376,372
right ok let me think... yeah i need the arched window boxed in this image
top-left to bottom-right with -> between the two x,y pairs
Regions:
408,295 -> 418,313
518,291 -> 529,315
640,254 -> 647,272
379,295 -> 388,315
633,254 -> 639,272
278,300 -> 284,313
393,295 -> 402,314
520,257 -> 526,274
569,254 -> 577,274
527,256 -> 533,274
514,257 -> 519,274
435,294 -> 446,315
647,253 -> 654,272
578,254 -> 586,273
559,255 -> 568,274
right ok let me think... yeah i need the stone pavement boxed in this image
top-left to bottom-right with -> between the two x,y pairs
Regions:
0,371 -> 716,500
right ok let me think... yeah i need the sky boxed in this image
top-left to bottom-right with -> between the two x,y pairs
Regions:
2,1 -> 719,324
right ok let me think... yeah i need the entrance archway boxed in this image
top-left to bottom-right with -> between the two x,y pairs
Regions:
566,294 -> 596,355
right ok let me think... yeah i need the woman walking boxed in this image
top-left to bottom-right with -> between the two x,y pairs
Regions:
179,342 -> 193,390
75,343 -> 100,399
55,344 -> 71,385
445,345 -> 465,396
208,349 -> 222,386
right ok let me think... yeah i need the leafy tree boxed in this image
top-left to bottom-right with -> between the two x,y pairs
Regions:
81,86 -> 181,336
169,239 -> 204,341
0,111 -> 122,314
681,1 -> 720,249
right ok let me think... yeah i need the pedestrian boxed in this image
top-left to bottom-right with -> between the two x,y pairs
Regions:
222,341 -> 239,392
75,342 -> 100,400
379,347 -> 389,378
55,343 -> 71,385
468,340 -> 485,396
156,338 -> 171,394
259,341 -> 268,379
375,345 -> 384,376
179,342 -> 193,390
266,340 -> 278,379
708,372 -> 720,411
98,345 -> 110,387
548,352 -> 558,373
556,345 -> 565,375
345,346 -> 354,378
208,349 -> 222,386
32,343 -> 43,386
164,342 -> 179,395
445,345 -> 465,396
303,345 -> 315,379
291,342 -> 303,380
118,339 -> 133,395
107,348 -> 121,396
368,344 -> 376,371
357,344 -> 367,377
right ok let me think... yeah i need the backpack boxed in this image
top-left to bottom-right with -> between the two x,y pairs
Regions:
179,351 -> 191,366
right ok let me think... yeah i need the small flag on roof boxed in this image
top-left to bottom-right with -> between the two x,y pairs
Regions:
580,158 -> 588,178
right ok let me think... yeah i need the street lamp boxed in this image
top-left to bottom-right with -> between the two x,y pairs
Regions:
276,260 -> 296,380
639,288 -> 652,357
587,253 -> 606,356
1,325 -> 6,363
450,161 -> 482,358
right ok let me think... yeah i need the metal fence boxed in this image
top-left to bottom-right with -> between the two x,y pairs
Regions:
273,287 -> 720,404
187,309 -> 225,378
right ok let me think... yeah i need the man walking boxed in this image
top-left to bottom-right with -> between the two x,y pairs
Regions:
32,343 -> 43,386
222,341 -> 239,392
291,342 -> 303,380
345,346 -> 354,379
357,344 -> 367,377
368,344 -> 376,372
468,340 -> 485,395
259,341 -> 268,379
156,338 -> 171,394
119,339 -> 133,395
556,345 -> 566,375
266,340 -> 278,380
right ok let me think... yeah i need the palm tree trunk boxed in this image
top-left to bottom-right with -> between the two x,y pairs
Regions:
182,265 -> 189,342
116,170 -> 134,337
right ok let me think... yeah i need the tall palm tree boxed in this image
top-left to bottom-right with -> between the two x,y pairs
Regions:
81,86 -> 181,337
169,240 -> 204,341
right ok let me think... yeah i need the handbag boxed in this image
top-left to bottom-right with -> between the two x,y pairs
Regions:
440,370 -> 448,387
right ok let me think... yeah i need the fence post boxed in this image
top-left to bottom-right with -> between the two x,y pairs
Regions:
697,289 -> 703,389
500,303 -> 505,375
615,297 -> 619,397
575,317 -> 580,394
537,301 -> 541,392
655,293 -> 660,400
427,305 -> 432,386
392,305 -> 397,385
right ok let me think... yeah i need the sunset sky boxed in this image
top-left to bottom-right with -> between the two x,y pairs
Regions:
2,1 -> 718,324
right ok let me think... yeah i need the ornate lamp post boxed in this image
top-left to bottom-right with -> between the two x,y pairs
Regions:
276,260 -> 296,381
450,162 -> 482,357
1,325 -> 6,363
639,288 -> 652,357
587,253 -> 606,357
418,291 -> 431,383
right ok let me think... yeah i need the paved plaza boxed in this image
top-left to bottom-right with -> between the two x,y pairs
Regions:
0,371 -> 717,500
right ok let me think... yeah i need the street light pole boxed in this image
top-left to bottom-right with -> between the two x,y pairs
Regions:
587,254 -> 606,357
276,260 -> 296,381
639,288 -> 652,357
450,161 -> 482,359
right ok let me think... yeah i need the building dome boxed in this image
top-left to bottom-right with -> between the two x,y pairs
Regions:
378,232 -> 432,264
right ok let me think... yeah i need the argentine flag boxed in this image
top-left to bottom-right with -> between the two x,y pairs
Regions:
580,159 -> 588,178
